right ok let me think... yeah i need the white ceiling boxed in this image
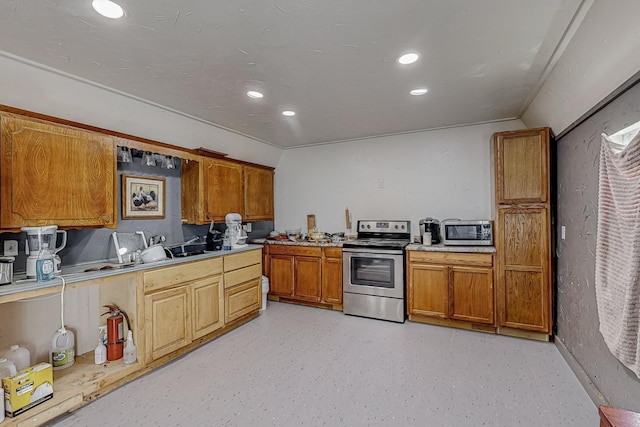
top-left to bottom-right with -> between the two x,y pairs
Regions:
0,0 -> 586,148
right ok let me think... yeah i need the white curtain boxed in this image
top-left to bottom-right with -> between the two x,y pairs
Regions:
596,131 -> 640,377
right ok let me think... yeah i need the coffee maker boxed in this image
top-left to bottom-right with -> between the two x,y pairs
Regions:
22,226 -> 67,278
419,218 -> 441,244
224,213 -> 247,249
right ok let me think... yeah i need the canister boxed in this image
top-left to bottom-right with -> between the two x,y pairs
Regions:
0,256 -> 14,285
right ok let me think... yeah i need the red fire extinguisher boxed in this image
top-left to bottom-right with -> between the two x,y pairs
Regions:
102,304 -> 128,361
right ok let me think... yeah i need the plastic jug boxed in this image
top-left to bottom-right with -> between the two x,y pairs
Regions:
51,328 -> 75,370
4,344 -> 30,371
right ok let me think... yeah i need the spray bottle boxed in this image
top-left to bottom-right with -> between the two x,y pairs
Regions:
123,330 -> 137,364
94,326 -> 107,365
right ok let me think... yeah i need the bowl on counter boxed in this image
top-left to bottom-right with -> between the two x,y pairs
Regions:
285,229 -> 301,241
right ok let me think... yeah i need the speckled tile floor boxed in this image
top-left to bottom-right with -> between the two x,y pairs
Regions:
48,302 -> 598,426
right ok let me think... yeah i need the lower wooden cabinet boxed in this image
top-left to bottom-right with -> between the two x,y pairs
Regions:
192,274 -> 225,339
496,207 -> 552,334
143,257 -> 225,363
264,244 -> 343,308
223,249 -> 263,323
321,247 -> 343,305
407,250 -> 495,327
144,285 -> 192,362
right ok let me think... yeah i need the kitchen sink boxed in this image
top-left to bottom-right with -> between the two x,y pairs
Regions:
166,242 -> 207,258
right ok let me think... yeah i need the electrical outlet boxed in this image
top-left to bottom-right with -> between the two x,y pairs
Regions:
378,179 -> 384,189
244,223 -> 252,232
561,226 -> 566,240
4,240 -> 18,256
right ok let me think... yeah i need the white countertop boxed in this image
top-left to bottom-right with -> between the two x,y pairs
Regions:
0,244 -> 263,299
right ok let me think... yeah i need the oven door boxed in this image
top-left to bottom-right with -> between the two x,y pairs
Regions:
342,248 -> 404,299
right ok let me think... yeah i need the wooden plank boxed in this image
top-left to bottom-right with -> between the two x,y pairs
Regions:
599,405 -> 640,427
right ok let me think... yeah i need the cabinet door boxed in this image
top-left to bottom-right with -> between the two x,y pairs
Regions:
322,249 -> 343,305
0,113 -> 116,229
408,264 -> 449,318
244,166 -> 274,221
144,286 -> 192,363
204,158 -> 244,221
494,128 -> 550,204
181,159 -> 205,224
269,255 -> 294,297
450,266 -> 494,324
225,278 -> 261,323
294,256 -> 322,302
192,274 -> 224,339
496,207 -> 551,333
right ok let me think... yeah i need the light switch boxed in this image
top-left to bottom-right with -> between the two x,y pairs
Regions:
377,179 -> 384,189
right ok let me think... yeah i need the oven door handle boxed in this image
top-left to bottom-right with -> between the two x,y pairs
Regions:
342,247 -> 404,256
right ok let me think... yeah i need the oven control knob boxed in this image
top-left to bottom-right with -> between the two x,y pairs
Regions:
394,225 -> 398,229
366,224 -> 371,229
401,225 -> 405,229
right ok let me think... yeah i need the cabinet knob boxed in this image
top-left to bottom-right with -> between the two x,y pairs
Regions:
104,216 -> 110,223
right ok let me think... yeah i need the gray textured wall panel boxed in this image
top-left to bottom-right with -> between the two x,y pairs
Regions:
557,81 -> 640,409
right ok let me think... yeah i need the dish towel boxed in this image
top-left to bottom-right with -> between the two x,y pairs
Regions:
596,132 -> 640,377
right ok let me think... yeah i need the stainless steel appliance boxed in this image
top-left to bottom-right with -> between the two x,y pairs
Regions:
419,217 -> 441,244
342,220 -> 410,323
441,219 -> 493,246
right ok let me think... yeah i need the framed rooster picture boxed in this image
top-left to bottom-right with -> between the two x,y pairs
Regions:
122,174 -> 166,219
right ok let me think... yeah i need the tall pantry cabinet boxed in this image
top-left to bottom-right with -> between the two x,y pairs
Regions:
493,128 -> 553,339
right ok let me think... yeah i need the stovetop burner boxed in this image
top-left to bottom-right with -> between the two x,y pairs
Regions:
342,220 -> 411,250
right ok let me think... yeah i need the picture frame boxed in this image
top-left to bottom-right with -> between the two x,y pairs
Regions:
122,174 -> 166,219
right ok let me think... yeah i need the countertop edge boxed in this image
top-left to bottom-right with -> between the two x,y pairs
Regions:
0,245 -> 263,298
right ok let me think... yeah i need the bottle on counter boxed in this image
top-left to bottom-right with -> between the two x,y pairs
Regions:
94,329 -> 107,365
3,344 -> 30,371
123,330 -> 137,364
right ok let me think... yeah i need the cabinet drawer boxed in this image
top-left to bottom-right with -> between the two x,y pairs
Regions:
323,247 -> 342,258
408,251 -> 493,267
144,257 -> 223,293
223,249 -> 261,272
224,263 -> 262,289
268,245 -> 322,257
225,278 -> 261,323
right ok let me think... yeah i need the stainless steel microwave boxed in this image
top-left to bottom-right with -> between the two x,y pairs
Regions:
441,220 -> 493,246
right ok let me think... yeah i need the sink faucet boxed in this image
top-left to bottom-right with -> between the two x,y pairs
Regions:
149,235 -> 166,246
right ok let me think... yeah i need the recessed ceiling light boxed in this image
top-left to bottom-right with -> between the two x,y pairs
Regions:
282,111 -> 296,117
92,0 -> 124,19
410,88 -> 428,96
247,90 -> 263,99
398,52 -> 419,65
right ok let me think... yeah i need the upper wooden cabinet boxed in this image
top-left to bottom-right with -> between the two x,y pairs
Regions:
244,165 -> 274,221
494,127 -> 550,205
0,113 -> 117,230
204,158 -> 244,221
181,158 -> 274,224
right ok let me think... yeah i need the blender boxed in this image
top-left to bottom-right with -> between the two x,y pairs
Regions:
22,226 -> 67,278
224,213 -> 247,249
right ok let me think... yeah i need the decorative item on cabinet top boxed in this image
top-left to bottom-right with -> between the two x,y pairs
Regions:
118,146 -> 178,169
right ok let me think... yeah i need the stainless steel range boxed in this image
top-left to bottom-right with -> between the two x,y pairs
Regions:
342,220 -> 410,323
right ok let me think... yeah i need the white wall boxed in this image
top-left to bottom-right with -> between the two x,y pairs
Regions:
0,53 -> 283,167
274,120 -> 524,238
523,0 -> 640,134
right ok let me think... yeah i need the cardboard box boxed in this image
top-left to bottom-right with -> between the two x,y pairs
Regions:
3,362 -> 53,418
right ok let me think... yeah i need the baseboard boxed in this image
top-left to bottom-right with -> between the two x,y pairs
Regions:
555,336 -> 608,407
